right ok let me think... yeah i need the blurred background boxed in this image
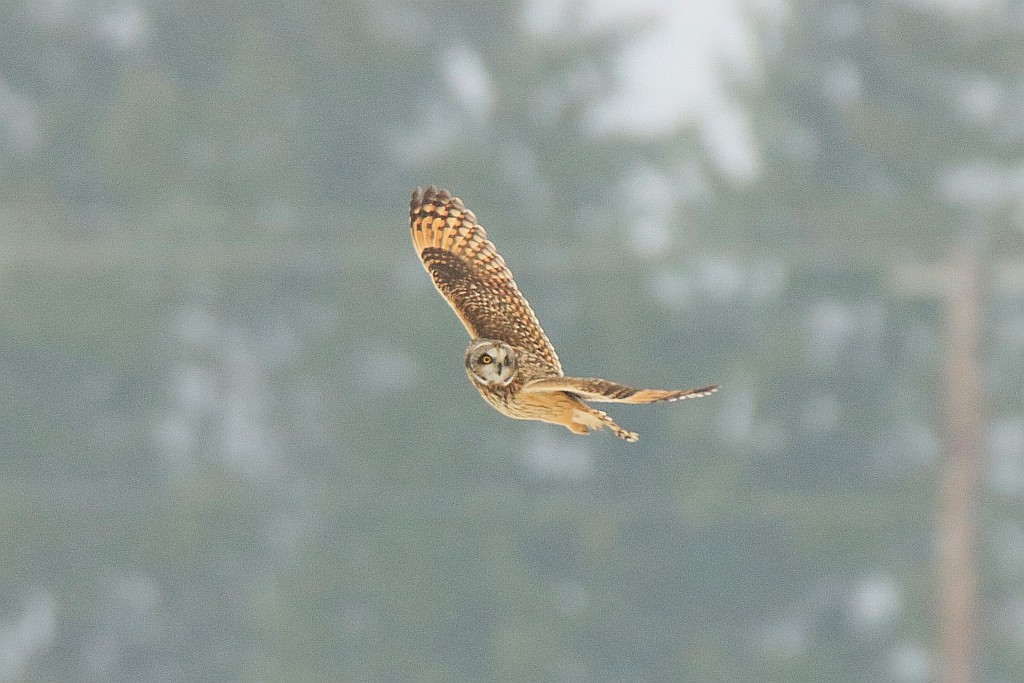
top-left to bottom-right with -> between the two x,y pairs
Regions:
1,0 -> 1021,680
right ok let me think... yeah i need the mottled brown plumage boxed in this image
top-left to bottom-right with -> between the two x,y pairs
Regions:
410,186 -> 718,441
522,377 -> 720,404
410,186 -> 561,376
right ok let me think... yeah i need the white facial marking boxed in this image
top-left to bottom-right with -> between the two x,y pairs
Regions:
467,341 -> 516,387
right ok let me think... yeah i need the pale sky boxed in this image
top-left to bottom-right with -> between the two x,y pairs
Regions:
580,0 -> 771,179
435,0 -> 776,177
583,0 -> 762,130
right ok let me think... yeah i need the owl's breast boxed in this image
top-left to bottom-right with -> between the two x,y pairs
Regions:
470,378 -> 520,417
472,377 -> 581,424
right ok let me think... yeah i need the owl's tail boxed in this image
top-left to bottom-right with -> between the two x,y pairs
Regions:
613,384 -> 719,404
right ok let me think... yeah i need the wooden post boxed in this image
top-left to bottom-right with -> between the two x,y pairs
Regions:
937,244 -> 983,683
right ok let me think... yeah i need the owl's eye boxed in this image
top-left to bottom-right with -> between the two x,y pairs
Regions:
480,354 -> 493,364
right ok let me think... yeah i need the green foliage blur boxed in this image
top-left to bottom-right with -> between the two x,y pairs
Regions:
0,0 -> 1021,680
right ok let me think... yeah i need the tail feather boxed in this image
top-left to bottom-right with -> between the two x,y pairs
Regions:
619,384 -> 719,404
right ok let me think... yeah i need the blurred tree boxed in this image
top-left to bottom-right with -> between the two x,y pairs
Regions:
680,0 -> 1024,679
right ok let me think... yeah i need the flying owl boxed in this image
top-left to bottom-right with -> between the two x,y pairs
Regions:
410,186 -> 717,442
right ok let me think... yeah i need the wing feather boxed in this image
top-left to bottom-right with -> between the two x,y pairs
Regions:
410,186 -> 562,375
522,377 -> 718,404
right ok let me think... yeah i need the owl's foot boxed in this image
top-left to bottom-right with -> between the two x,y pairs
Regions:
569,406 -> 639,442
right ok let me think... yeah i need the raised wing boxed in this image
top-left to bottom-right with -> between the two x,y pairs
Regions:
410,186 -> 562,375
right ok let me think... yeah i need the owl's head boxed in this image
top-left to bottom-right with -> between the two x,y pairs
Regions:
465,339 -> 517,387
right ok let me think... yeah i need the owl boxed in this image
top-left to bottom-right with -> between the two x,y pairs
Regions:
410,186 -> 717,442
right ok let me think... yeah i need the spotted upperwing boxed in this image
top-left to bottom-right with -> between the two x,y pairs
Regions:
410,186 -> 562,376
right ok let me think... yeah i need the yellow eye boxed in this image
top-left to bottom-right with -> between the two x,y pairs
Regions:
480,354 -> 493,364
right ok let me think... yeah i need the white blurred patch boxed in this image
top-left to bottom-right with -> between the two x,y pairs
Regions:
621,165 -> 676,256
849,572 -> 901,629
0,589 -> 56,681
694,256 -> 745,301
656,258 -> 784,309
24,0 -> 74,24
220,335 -> 279,478
873,421 -> 940,471
573,0 -> 766,180
651,270 -> 696,310
584,0 -> 758,133
630,218 -> 670,256
698,102 -> 761,182
364,2 -> 426,42
96,4 -> 150,49
82,575 -> 164,678
444,45 -> 493,122
173,308 -> 220,346
715,383 -> 754,445
111,575 -> 162,627
175,366 -> 218,414
804,301 -> 859,367
888,643 -> 931,683
553,580 -> 589,614
0,80 -> 40,155
956,76 -> 1002,125
156,310 -> 290,481
991,522 -> 1024,578
520,0 -> 570,35
749,258 -> 786,300
759,617 -> 808,658
152,414 -> 194,467
995,306 -> 1024,350
222,392 -> 277,477
824,3 -> 864,39
524,429 -> 593,480
824,63 -> 862,105
902,0 -> 1006,16
937,162 -> 1021,208
1003,596 -> 1024,646
622,164 -> 675,209
989,418 -> 1024,495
